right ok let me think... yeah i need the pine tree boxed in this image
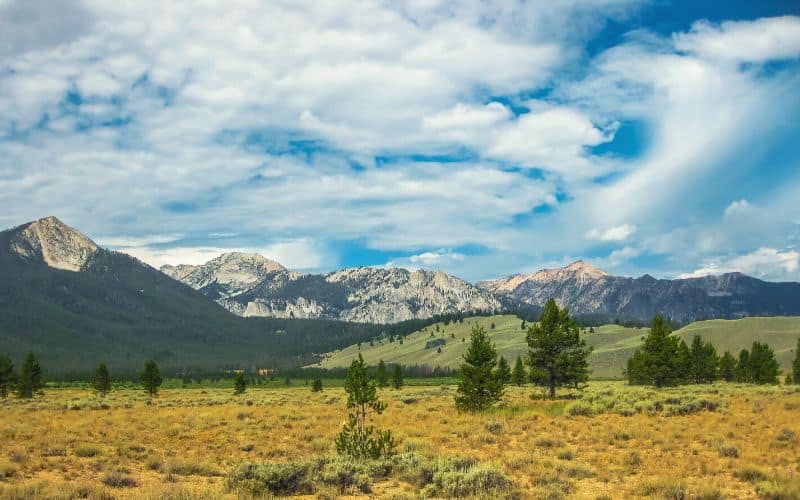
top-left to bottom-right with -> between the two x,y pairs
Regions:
233,372 -> 247,394
626,350 -> 649,385
0,355 -> 16,399
17,352 -> 43,398
748,341 -> 780,384
312,378 -> 323,392
92,363 -> 111,397
735,349 -> 752,382
375,360 -> 388,387
719,351 -> 736,382
689,335 -> 719,384
496,356 -> 511,385
525,299 -> 591,398
140,360 -> 162,397
675,340 -> 692,385
511,356 -> 526,386
630,315 -> 684,388
391,364 -> 403,389
792,338 -> 800,385
334,354 -> 395,459
455,325 -> 504,411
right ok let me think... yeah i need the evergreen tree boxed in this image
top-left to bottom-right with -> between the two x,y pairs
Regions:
92,363 -> 111,397
629,315 -> 684,388
511,356 -> 526,386
525,299 -> 590,398
140,360 -> 162,397
626,350 -> 649,385
391,364 -> 403,389
735,349 -> 752,382
496,356 -> 512,385
455,325 -> 504,411
748,341 -> 780,384
675,340 -> 692,384
719,351 -> 736,382
233,372 -> 247,394
375,360 -> 388,388
311,378 -> 323,392
689,335 -> 719,384
792,338 -> 800,385
334,354 -> 395,459
0,355 -> 16,399
589,326 -> 595,334
17,352 -> 43,398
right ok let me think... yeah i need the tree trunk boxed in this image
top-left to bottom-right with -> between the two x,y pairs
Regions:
549,371 -> 556,399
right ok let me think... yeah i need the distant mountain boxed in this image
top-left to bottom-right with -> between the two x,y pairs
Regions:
162,254 -> 501,323
0,217 -> 411,374
478,260 -> 800,324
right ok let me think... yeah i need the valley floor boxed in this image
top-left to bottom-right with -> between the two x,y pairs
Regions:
1,382 -> 799,498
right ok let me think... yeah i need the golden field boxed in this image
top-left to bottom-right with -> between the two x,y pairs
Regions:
1,382 -> 799,499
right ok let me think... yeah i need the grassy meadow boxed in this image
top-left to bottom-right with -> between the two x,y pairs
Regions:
1,382 -> 799,498
314,315 -> 800,379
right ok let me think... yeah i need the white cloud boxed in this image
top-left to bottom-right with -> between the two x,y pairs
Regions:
0,3 -> 798,283
680,247 -> 800,281
723,199 -> 754,219
123,238 -> 326,271
586,224 -> 636,241
386,249 -> 466,271
674,16 -> 800,63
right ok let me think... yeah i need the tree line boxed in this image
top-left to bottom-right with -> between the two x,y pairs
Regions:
626,315 -> 797,386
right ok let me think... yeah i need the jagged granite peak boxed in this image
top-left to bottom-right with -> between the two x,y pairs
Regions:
162,253 -> 501,323
161,252 -> 287,298
479,260 -> 610,294
479,261 -> 800,324
8,216 -> 98,272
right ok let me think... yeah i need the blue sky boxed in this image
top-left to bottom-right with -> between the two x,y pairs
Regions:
1,0 -> 799,282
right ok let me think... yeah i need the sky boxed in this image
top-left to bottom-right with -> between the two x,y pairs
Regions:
1,0 -> 799,282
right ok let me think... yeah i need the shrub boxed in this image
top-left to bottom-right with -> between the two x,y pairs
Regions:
485,421 -> 503,434
226,461 -> 314,496
557,448 -> 576,461
0,460 -> 17,479
102,472 -> 138,488
639,478 -> 687,499
74,443 -> 102,457
418,457 -> 516,498
734,466 -> 768,483
717,444 -> 739,458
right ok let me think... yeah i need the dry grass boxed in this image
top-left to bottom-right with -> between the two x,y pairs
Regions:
1,381 -> 799,498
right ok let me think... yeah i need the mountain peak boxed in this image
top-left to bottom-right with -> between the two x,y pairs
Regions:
9,216 -> 98,272
564,260 -> 609,277
160,251 -> 286,297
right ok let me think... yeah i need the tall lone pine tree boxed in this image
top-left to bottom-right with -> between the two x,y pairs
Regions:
17,352 -> 43,398
141,360 -> 162,397
92,363 -> 111,397
526,299 -> 590,398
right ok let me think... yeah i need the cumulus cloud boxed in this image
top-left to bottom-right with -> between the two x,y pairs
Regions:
680,247 -> 800,281
674,16 -> 800,63
0,2 -> 798,282
586,224 -> 636,241
723,199 -> 754,219
123,238 -> 326,271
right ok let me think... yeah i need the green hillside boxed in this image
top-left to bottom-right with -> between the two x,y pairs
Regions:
674,317 -> 800,369
313,315 -> 800,379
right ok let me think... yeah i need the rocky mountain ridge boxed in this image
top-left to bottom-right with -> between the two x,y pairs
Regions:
162,253 -> 502,323
479,261 -> 800,324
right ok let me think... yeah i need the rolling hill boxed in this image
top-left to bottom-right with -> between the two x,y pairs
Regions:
313,314 -> 800,379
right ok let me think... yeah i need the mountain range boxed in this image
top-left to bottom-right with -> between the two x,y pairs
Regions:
478,260 -> 800,324
161,255 -> 501,323
2,216 -> 799,373
0,217 -> 415,373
